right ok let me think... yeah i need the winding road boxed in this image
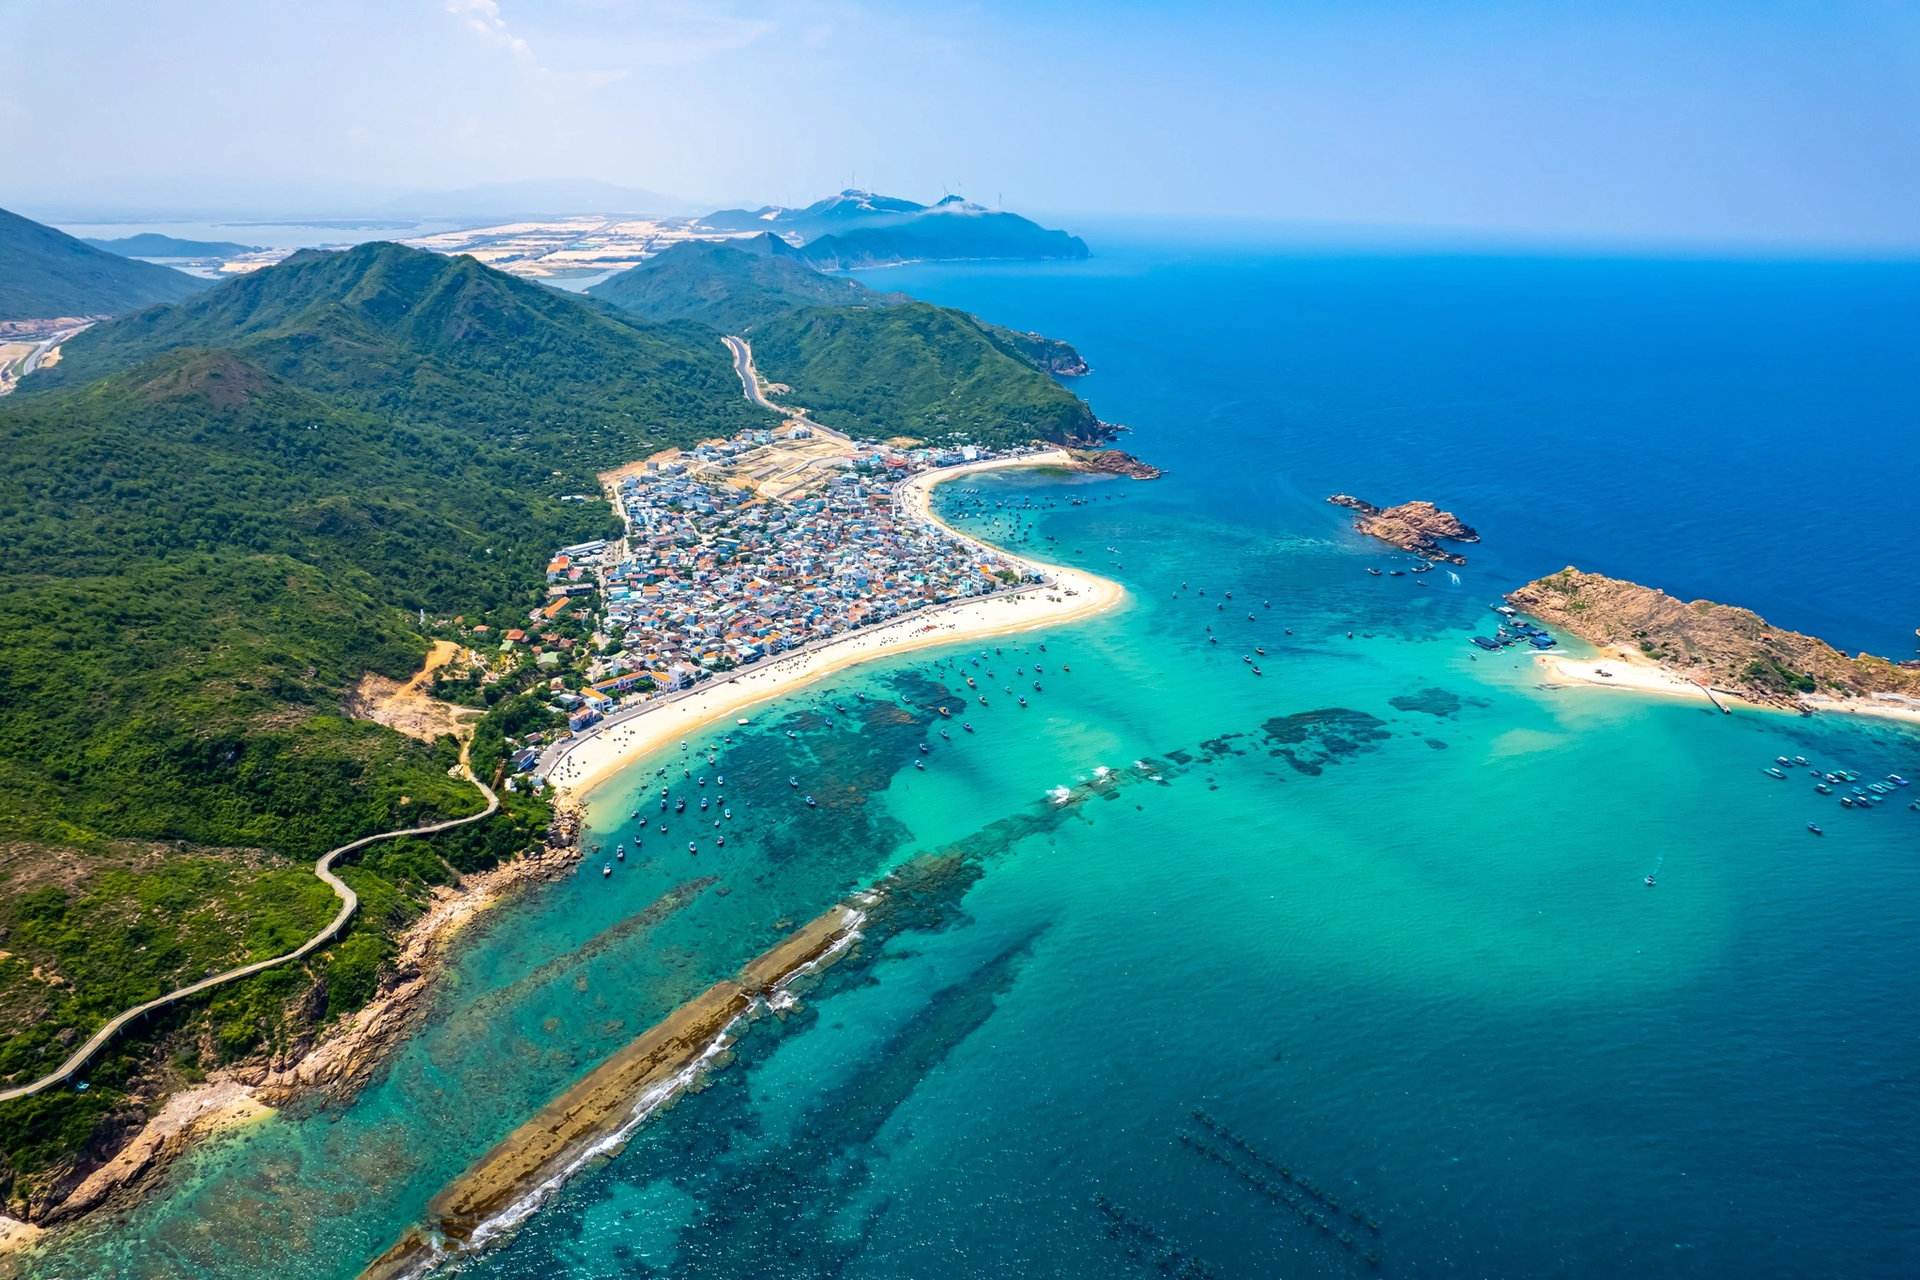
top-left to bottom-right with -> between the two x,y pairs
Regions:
0,769 -> 500,1104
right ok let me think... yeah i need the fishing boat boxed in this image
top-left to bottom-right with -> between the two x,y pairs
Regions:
919,743 -> 930,754
1776,756 -> 1791,765
1255,646 -> 1266,655
1807,823 -> 1823,835
915,760 -> 924,770
602,864 -> 612,877
1890,774 -> 1909,786
700,797 -> 709,810
689,841 -> 698,852
939,706 -> 951,717
805,796 -> 816,807
1251,666 -> 1263,675
1018,697 -> 1028,706
963,722 -> 975,733
1841,796 -> 1854,808
1242,655 -> 1252,663
1816,783 -> 1832,794
676,798 -> 686,812
617,848 -> 626,861
1033,681 -> 1042,691
1792,756 -> 1808,766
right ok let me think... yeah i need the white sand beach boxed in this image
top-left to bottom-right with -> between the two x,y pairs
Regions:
1533,649 -> 1920,727
546,453 -> 1124,803
1532,649 -> 1721,703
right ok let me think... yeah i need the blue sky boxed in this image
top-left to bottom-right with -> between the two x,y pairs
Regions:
5,0 -> 1918,246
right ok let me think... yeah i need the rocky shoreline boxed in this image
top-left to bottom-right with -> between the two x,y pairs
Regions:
1328,494 -> 1478,563
1068,448 -> 1162,479
10,811 -> 585,1238
1508,567 -> 1920,712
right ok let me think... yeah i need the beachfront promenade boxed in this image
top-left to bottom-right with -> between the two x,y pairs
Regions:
0,770 -> 500,1104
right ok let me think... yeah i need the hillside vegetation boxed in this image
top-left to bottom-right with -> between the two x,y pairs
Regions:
590,237 -> 1099,444
0,206 -> 210,320
0,243 -> 775,1211
588,235 -> 907,333
750,301 -> 1104,446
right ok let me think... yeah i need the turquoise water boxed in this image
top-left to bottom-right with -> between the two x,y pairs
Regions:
31,247 -> 1920,1278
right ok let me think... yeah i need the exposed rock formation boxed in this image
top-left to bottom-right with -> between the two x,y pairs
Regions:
1328,495 -> 1479,563
1507,567 -> 1920,711
1068,448 -> 1162,480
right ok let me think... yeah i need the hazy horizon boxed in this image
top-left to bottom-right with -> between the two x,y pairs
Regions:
6,1 -> 1920,250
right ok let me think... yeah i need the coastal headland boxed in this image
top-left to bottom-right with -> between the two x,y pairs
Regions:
543,450 -> 1126,804
1512,567 -> 1920,724
360,895 -> 874,1278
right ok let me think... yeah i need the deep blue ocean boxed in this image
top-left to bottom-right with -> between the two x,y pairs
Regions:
875,240 -> 1920,659
32,240 -> 1920,1280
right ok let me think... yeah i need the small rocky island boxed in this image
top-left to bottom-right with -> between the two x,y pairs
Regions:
1070,448 -> 1163,479
1508,567 -> 1920,712
1328,494 -> 1479,563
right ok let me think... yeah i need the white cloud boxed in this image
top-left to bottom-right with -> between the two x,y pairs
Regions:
446,0 -> 545,72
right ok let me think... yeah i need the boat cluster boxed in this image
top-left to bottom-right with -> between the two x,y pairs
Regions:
1471,606 -> 1556,652
1763,754 -> 1912,816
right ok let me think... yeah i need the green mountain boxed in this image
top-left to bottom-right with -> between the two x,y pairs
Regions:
586,231 -> 1100,446
750,301 -> 1104,447
698,191 -> 1090,267
0,206 -> 210,320
34,241 -> 767,454
0,246 -> 777,1180
82,233 -> 258,258
587,234 -> 908,333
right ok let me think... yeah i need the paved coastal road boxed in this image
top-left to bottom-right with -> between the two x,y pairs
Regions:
0,769 -> 500,1103
720,335 -> 851,441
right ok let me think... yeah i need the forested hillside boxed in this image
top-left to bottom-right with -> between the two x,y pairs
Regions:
749,301 -> 1105,446
0,244 -> 775,1209
588,235 -> 907,333
0,206 -> 210,320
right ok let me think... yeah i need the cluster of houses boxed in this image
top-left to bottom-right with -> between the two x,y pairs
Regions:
506,432 -> 1037,737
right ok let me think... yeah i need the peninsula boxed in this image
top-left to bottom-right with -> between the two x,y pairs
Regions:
1328,494 -> 1479,563
1509,567 -> 1920,719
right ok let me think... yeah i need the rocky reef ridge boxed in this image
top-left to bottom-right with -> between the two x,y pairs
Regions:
1069,448 -> 1162,479
1328,495 -> 1479,563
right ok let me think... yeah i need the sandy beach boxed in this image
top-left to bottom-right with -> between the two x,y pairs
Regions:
1532,648 -> 1723,704
546,452 -> 1123,804
1533,649 -> 1920,727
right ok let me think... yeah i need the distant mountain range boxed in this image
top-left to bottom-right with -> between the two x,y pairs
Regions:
83,233 -> 260,259
1,206 -> 211,320
697,191 -> 1090,268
